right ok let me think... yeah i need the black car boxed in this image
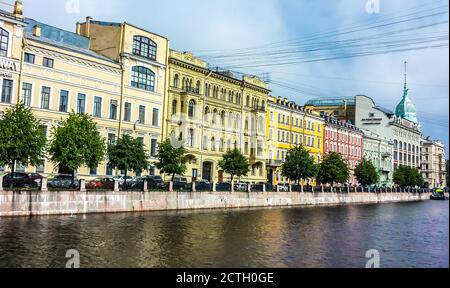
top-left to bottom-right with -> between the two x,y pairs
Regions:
195,180 -> 211,191
146,176 -> 167,190
2,172 -> 34,188
48,175 -> 79,189
173,176 -> 189,191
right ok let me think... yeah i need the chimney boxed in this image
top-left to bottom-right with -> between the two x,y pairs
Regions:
76,22 -> 81,35
85,16 -> 93,38
13,0 -> 23,18
33,25 -> 41,37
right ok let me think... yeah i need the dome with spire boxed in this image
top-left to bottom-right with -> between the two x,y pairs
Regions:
395,61 -> 419,124
395,88 -> 418,124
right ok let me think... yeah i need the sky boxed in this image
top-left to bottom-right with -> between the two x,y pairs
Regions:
15,0 -> 450,155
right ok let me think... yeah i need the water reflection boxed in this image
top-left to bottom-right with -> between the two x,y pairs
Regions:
0,201 -> 448,268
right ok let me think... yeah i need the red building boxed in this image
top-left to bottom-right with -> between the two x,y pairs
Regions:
323,116 -> 364,186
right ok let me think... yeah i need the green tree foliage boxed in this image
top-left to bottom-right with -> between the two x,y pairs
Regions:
354,158 -> 379,187
48,113 -> 105,184
0,103 -> 46,177
108,134 -> 149,189
393,165 -> 424,188
219,149 -> 250,186
317,152 -> 349,185
155,139 -> 187,182
281,145 -> 318,184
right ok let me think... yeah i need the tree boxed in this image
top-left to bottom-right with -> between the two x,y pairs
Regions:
317,152 -> 349,185
0,103 -> 46,183
281,145 -> 318,184
219,149 -> 250,186
108,134 -> 149,189
155,139 -> 187,182
354,158 -> 379,187
394,165 -> 424,188
48,113 -> 106,185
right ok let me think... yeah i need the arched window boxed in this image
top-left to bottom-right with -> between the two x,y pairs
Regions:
173,74 -> 179,88
220,111 -> 226,127
172,100 -> 177,115
246,95 -> 250,107
212,109 -> 218,125
219,138 -> 224,152
204,107 -> 210,123
0,28 -> 9,57
235,114 -> 241,130
133,36 -> 157,60
394,140 -> 398,149
211,137 -> 216,151
188,100 -> 196,118
227,140 -> 231,151
187,129 -> 194,148
203,135 -> 208,150
196,80 -> 201,94
131,66 -> 155,91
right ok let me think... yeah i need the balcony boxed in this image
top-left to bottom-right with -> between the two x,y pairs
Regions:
266,159 -> 283,167
252,107 -> 266,113
180,87 -> 201,95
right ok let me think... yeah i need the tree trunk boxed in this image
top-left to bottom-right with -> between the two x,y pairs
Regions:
230,175 -> 234,192
124,170 -> 128,191
71,169 -> 75,189
172,173 -> 175,182
10,160 -> 15,189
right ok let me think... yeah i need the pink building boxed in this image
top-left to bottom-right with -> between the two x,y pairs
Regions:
323,116 -> 364,186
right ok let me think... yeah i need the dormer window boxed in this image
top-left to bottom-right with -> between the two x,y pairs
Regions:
133,36 -> 157,61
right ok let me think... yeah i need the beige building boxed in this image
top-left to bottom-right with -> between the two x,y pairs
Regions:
165,51 -> 270,183
421,137 -> 446,189
0,2 -> 168,177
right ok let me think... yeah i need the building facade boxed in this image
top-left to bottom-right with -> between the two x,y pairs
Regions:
0,2 -> 168,177
323,116 -> 364,185
165,51 -> 269,184
421,137 -> 446,188
361,129 -> 394,187
266,96 -> 324,185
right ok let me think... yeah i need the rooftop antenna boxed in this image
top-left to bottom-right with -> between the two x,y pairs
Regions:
403,61 -> 409,97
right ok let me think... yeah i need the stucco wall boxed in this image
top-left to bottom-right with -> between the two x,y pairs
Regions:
0,191 -> 429,217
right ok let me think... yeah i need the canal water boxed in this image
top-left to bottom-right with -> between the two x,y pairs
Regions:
0,201 -> 448,268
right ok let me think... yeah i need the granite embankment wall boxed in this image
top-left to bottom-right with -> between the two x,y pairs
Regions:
0,190 -> 430,217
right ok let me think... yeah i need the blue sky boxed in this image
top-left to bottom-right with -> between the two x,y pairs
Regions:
18,0 -> 449,155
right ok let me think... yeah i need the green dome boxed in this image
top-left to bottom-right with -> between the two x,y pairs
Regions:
395,88 -> 418,124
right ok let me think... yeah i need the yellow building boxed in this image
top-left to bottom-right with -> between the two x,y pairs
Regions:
266,96 -> 325,185
165,51 -> 270,183
0,2 -> 168,178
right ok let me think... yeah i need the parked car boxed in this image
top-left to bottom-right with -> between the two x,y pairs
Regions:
113,176 -> 134,187
146,176 -> 167,190
28,173 -> 44,187
216,182 -> 231,192
195,180 -> 211,191
48,175 -> 79,189
2,172 -> 34,188
86,178 -> 115,190
173,176 -> 189,190
235,182 -> 250,191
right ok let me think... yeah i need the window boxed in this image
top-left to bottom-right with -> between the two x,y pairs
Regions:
132,36 -> 157,60
59,90 -> 69,112
152,108 -> 159,126
109,100 -> 118,120
77,93 -> 85,114
187,129 -> 194,148
89,166 -> 97,176
43,57 -> 54,68
40,86 -> 50,109
138,105 -> 146,124
124,102 -> 131,122
131,66 -> 155,92
172,100 -> 177,115
24,53 -> 35,64
1,79 -> 13,103
106,163 -> 113,176
173,74 -> 179,87
188,100 -> 196,118
150,139 -> 158,157
108,133 -> 116,145
21,83 -> 32,106
0,28 -> 9,57
93,96 -> 102,117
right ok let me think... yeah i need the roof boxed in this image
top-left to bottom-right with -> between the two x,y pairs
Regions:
304,98 -> 355,107
24,18 -> 118,64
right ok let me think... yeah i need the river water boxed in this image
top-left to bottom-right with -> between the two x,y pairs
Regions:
0,201 -> 448,268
